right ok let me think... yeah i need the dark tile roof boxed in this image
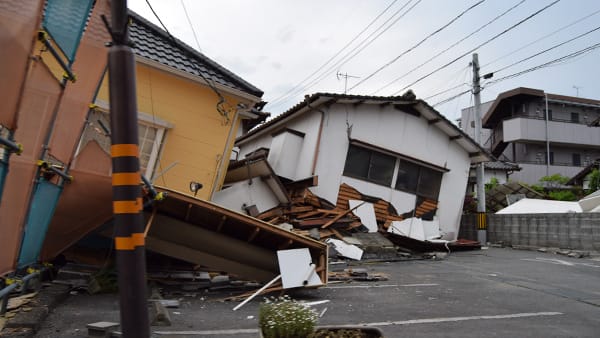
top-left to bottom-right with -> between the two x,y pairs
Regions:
237,92 -> 491,163
480,161 -> 520,171
128,11 -> 263,98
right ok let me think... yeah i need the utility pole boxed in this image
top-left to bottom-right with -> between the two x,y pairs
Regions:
108,1 -> 150,337
471,53 -> 487,245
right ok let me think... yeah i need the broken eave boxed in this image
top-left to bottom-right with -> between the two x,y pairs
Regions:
224,156 -> 291,205
148,187 -> 327,283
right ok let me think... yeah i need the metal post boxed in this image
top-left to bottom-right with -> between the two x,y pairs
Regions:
545,93 -> 550,176
472,53 -> 487,245
108,1 -> 150,337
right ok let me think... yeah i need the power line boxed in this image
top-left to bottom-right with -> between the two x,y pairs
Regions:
484,41 -> 600,87
373,0 -> 526,95
267,0 -> 400,106
144,0 -> 231,122
348,0 -> 486,92
432,41 -> 600,107
268,0 -> 421,109
180,0 -> 202,52
481,7 -> 600,68
424,82 -> 469,101
392,0 -> 561,95
488,24 -> 600,75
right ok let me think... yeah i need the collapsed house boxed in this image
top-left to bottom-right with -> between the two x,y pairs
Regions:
213,93 -> 491,250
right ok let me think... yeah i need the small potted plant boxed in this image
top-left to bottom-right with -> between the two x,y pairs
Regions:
258,295 -> 318,338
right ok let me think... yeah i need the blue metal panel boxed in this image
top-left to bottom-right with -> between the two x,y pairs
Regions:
17,180 -> 63,268
0,150 -> 7,200
42,0 -> 95,62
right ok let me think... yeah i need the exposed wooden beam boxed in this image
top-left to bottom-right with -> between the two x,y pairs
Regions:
247,227 -> 260,243
216,215 -> 227,232
185,203 -> 193,221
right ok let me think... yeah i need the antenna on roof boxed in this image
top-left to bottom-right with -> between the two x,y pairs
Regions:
336,70 -> 360,94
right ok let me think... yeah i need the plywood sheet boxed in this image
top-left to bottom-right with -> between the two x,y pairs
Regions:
0,61 -> 62,276
48,0 -> 111,162
0,0 -> 44,128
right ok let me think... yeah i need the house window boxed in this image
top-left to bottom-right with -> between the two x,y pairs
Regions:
395,160 -> 443,200
78,109 -> 168,178
343,145 -> 395,186
571,112 -> 579,123
344,144 -> 444,200
573,153 -> 581,166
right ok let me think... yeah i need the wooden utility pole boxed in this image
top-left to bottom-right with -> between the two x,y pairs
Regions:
472,53 -> 487,245
108,0 -> 150,336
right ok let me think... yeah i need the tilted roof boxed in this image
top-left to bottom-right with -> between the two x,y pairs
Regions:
129,11 -> 263,98
237,92 -> 491,164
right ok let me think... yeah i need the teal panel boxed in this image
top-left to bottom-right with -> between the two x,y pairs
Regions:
42,0 -> 95,62
0,151 -> 7,199
17,180 -> 63,268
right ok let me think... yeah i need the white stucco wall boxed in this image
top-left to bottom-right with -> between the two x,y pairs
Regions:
211,179 -> 280,214
237,102 -> 473,240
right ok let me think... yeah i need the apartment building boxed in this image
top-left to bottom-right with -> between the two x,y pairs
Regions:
461,87 -> 600,185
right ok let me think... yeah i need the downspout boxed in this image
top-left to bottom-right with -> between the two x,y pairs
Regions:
545,93 -> 550,176
308,102 -> 326,177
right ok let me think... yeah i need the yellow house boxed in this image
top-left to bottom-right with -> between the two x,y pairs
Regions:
40,10 -> 267,262
81,11 -> 266,200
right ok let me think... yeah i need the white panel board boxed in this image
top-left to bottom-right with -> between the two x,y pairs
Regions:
277,248 -> 322,289
326,239 -> 363,260
349,200 -> 378,232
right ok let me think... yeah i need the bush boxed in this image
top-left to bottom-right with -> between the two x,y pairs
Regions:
259,296 -> 318,338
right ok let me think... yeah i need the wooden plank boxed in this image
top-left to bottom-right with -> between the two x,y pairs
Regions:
286,206 -> 314,214
321,201 -> 365,229
295,210 -> 324,219
256,207 -> 283,220
329,228 -> 344,240
216,215 -> 227,232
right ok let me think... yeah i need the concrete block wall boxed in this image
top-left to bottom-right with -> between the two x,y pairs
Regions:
459,213 -> 600,251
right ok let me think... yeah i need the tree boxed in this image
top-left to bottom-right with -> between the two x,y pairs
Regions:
586,168 -> 600,192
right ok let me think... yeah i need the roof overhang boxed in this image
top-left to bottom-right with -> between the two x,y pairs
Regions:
135,56 -> 263,103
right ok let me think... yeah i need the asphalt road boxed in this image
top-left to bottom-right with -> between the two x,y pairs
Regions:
34,248 -> 600,338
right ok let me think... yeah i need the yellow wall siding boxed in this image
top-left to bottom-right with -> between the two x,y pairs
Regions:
96,62 -> 253,199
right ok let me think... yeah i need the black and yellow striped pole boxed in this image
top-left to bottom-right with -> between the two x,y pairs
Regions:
108,1 -> 150,336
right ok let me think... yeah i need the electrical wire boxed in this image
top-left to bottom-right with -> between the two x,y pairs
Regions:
484,41 -> 600,87
373,0 -> 526,95
268,0 -> 421,109
144,0 -> 231,122
180,0 -> 202,52
432,40 -> 600,107
481,7 -> 600,68
392,0 -> 561,95
348,0 -> 486,92
267,0 -> 400,107
487,24 -> 600,75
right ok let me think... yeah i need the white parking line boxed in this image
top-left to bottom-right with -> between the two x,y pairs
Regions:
153,312 -> 563,335
324,283 -> 438,289
522,257 -> 600,268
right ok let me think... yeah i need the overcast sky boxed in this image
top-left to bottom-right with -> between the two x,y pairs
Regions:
128,0 -> 600,122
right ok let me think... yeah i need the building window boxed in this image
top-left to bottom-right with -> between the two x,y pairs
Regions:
571,112 -> 579,123
343,145 -> 395,186
573,153 -> 581,166
344,144 -> 444,200
395,160 -> 443,200
78,109 -> 167,178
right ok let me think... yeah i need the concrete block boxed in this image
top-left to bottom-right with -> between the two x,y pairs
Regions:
87,321 -> 119,337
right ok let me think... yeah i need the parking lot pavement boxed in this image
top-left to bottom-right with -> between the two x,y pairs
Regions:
33,248 -> 600,338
